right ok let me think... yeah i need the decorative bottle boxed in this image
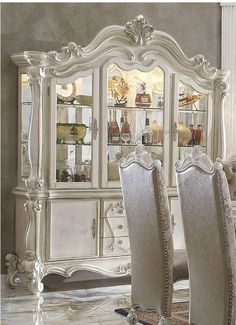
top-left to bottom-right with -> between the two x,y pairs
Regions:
151,120 -> 159,144
195,124 -> 202,145
142,118 -> 153,144
110,110 -> 120,144
121,111 -> 131,144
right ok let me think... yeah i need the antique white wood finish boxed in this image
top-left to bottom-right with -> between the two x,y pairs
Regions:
8,15 -> 228,294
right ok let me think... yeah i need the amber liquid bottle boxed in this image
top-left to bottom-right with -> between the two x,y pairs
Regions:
121,111 -> 131,144
110,110 -> 120,144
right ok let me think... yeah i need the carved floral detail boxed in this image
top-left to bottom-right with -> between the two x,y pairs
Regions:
124,15 -> 154,45
119,144 -> 154,169
215,80 -> 229,99
193,55 -> 217,78
47,42 -> 84,64
175,145 -> 215,173
21,250 -> 44,295
5,254 -> 22,288
117,262 -> 131,274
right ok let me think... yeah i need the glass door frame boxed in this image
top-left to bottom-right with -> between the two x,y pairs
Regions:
49,68 -> 99,189
101,58 -> 172,188
170,73 -> 213,187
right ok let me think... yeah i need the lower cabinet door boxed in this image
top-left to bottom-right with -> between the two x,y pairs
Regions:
47,199 -> 99,260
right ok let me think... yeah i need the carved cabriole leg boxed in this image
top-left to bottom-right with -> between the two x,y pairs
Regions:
21,250 -> 44,296
5,253 -> 22,288
127,306 -> 139,324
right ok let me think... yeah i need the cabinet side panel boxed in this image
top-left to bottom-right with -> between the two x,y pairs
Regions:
15,197 -> 28,260
48,200 -> 99,260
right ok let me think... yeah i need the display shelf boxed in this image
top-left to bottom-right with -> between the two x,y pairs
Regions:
56,142 -> 92,146
108,105 -> 163,112
57,103 -> 92,109
178,109 -> 207,113
21,102 -> 32,105
107,143 -> 163,147
178,144 -> 206,148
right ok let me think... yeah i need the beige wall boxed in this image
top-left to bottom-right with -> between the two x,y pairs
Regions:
1,3 -> 221,273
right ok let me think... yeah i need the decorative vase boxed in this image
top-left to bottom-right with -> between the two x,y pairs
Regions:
178,122 -> 191,146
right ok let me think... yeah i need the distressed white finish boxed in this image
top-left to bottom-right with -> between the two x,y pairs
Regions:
221,3 -> 236,155
9,15 -> 228,294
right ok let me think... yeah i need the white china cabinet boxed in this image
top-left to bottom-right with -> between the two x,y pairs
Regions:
7,16 -> 229,294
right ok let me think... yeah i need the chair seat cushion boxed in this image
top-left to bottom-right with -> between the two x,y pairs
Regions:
173,249 -> 189,282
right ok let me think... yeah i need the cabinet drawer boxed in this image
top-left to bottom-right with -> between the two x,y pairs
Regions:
102,237 -> 130,256
103,199 -> 125,218
102,217 -> 128,238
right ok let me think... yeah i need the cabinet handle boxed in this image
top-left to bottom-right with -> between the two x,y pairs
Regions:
172,121 -> 178,141
118,240 -> 123,245
92,118 -> 98,140
118,224 -> 123,229
91,218 -> 96,239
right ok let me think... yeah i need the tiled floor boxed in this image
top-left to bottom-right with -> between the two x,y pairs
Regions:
1,281 -> 189,324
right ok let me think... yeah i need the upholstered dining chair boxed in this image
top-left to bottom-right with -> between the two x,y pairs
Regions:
119,145 -> 189,325
175,146 -> 236,325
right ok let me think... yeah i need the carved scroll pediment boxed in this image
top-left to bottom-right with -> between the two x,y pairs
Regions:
124,15 -> 154,45
119,144 -> 157,169
175,145 -> 222,174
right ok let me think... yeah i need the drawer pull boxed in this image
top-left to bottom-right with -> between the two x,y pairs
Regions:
118,224 -> 124,229
118,240 -> 123,245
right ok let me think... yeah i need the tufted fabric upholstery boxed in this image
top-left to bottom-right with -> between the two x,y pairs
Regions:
119,145 -> 188,323
176,146 -> 236,325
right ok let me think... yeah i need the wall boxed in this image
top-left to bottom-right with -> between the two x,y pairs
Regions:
1,3 -> 221,274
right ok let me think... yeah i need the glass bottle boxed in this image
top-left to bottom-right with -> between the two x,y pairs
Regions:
195,124 -> 202,145
121,111 -> 131,144
110,110 -> 120,144
142,118 -> 153,144
151,120 -> 159,144
188,124 -> 195,146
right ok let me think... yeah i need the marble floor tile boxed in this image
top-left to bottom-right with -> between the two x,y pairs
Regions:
1,281 -> 189,324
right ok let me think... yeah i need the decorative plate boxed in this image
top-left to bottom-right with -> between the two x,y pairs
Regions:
57,82 -> 77,103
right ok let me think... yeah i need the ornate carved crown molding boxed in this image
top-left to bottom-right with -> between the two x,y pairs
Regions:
124,15 -> 154,45
119,144 -> 157,170
10,15 -> 223,86
175,145 -> 223,174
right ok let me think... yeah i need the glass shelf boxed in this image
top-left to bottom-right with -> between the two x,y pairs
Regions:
56,142 -> 92,146
178,109 -> 207,113
108,105 -> 163,112
57,103 -> 92,109
179,144 -> 206,148
21,101 -> 32,105
107,143 -> 163,147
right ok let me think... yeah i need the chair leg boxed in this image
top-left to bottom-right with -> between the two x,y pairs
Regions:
127,307 -> 138,324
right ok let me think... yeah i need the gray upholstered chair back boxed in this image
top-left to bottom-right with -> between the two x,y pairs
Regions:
175,146 -> 236,325
119,145 -> 174,319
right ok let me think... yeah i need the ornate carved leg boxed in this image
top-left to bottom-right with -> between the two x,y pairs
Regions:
127,306 -> 139,324
21,251 -> 44,295
5,253 -> 22,288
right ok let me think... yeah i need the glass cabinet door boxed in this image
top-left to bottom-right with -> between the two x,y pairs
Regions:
177,80 -> 209,161
106,63 -> 164,185
55,73 -> 98,187
20,73 -> 31,180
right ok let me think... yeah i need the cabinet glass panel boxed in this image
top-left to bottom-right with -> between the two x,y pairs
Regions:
56,75 -> 93,183
107,64 -> 164,182
178,81 -> 208,160
20,74 -> 32,178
